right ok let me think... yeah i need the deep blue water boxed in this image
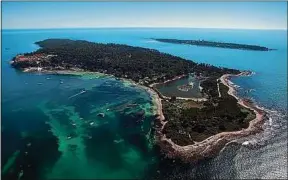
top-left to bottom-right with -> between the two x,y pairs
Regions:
2,28 -> 287,179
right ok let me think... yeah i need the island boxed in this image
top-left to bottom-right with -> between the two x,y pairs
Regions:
177,82 -> 193,92
152,38 -> 274,51
10,39 -> 266,162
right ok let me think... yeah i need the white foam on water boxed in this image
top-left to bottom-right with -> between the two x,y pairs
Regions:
239,104 -> 287,150
268,117 -> 273,126
242,141 -> 250,146
234,130 -> 287,179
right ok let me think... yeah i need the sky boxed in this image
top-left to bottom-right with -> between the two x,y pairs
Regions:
2,2 -> 287,30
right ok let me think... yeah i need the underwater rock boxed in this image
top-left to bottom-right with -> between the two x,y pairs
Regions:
68,144 -> 77,151
126,103 -> 138,108
97,113 -> 105,118
134,110 -> 145,118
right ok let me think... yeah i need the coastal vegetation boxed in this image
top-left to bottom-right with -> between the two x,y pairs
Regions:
162,80 -> 255,145
11,39 -> 239,84
10,39 -> 256,159
153,38 -> 273,51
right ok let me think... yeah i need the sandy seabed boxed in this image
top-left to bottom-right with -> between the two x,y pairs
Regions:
22,68 -> 267,162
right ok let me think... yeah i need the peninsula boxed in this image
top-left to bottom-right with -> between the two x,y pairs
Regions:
10,39 -> 266,162
153,38 -> 274,51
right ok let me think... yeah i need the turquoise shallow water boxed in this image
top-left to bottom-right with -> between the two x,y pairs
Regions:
2,72 -> 157,179
2,28 -> 287,179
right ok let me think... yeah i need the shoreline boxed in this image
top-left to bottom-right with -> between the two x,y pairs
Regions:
154,71 -> 267,162
21,67 -> 266,162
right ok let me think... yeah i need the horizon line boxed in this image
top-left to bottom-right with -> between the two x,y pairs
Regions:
2,27 -> 287,31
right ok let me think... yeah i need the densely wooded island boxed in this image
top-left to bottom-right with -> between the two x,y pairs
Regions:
153,38 -> 274,51
10,39 -> 266,162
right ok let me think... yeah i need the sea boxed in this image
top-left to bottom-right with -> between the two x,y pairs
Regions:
1,28 -> 287,179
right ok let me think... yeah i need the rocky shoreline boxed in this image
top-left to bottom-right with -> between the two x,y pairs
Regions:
152,71 -> 267,162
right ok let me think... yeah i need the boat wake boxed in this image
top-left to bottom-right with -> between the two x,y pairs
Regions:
68,90 -> 86,99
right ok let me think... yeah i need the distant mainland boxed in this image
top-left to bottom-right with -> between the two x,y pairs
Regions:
10,39 -> 267,162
